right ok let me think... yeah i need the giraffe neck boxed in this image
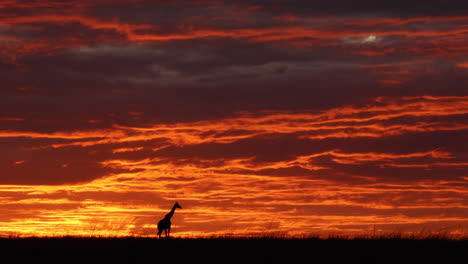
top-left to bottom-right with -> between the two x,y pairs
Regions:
164,204 -> 177,220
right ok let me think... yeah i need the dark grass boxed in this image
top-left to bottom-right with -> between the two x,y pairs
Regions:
1,236 -> 467,257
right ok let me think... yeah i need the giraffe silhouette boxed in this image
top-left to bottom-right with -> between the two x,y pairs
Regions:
157,202 -> 182,238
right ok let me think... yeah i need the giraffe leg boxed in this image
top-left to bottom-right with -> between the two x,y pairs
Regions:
168,227 -> 171,238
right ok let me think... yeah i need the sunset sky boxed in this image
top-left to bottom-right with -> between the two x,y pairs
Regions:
1,0 -> 468,237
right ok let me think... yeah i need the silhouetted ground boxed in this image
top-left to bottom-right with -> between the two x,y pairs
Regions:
0,236 -> 466,258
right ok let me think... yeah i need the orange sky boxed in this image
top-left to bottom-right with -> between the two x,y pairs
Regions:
1,0 -> 467,238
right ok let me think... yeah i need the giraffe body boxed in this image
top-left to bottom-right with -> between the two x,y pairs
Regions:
157,202 -> 182,238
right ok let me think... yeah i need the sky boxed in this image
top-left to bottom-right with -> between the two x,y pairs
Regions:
0,0 -> 467,237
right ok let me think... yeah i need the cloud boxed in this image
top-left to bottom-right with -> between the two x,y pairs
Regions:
1,95 -> 466,185
231,0 -> 468,17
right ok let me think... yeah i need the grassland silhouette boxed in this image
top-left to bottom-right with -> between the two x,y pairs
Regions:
0,235 -> 466,257
1,201 -> 466,256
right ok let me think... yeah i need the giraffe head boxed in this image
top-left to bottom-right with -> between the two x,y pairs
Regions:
175,202 -> 182,209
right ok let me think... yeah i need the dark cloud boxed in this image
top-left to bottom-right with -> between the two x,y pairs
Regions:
3,0 -> 466,129
231,0 -> 468,17
0,143 -> 137,184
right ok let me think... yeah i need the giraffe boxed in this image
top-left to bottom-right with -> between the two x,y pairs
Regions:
157,202 -> 182,238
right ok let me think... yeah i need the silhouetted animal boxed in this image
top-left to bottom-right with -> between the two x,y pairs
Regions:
157,202 -> 182,238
